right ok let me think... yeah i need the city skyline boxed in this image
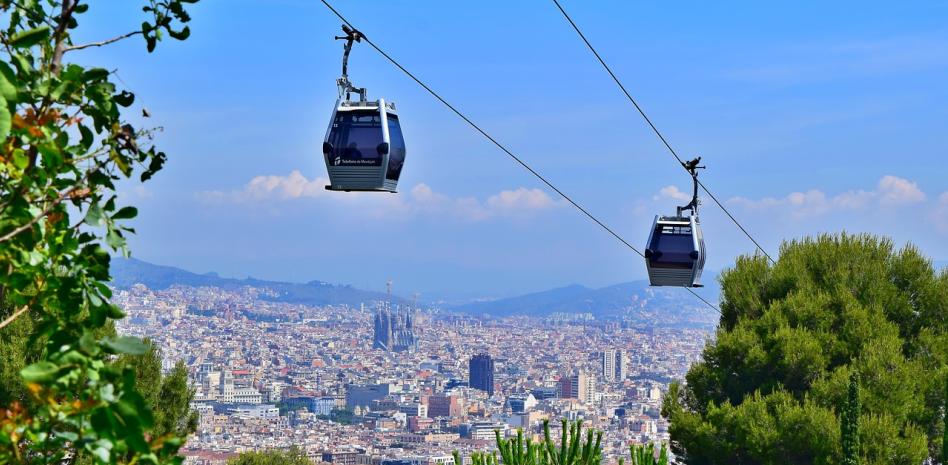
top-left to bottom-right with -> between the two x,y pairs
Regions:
113,277 -> 703,463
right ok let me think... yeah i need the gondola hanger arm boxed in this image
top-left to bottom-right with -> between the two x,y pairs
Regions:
677,157 -> 704,218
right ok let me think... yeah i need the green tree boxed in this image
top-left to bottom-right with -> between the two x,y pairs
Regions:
944,373 -> 948,464
1,318 -> 198,443
118,343 -> 198,438
841,372 -> 860,465
0,0 -> 197,463
227,448 -> 311,465
0,301 -> 39,405
663,233 -> 948,464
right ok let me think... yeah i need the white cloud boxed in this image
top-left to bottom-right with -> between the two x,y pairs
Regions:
245,170 -> 328,200
487,187 -> 561,211
198,171 -> 562,222
198,170 -> 331,203
877,175 -> 926,206
726,175 -> 927,219
654,185 -> 692,202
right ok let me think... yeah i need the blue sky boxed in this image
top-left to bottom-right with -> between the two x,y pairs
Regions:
75,1 -> 948,299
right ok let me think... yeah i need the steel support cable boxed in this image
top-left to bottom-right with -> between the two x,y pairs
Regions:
317,0 -> 721,314
551,0 -> 776,266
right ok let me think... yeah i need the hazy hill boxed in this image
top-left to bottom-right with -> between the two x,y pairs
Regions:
111,257 -> 396,307
111,258 -> 721,322
452,277 -> 720,320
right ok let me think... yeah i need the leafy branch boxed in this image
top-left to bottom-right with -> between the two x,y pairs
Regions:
0,0 -> 199,463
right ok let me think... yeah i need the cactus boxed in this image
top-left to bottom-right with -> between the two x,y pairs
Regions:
628,443 -> 668,465
455,419 -> 602,465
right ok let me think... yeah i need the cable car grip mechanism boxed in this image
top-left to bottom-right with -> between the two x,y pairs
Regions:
335,24 -> 367,102
677,157 -> 705,218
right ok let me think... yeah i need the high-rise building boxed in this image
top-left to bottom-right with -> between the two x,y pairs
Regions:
615,350 -> 627,381
602,349 -> 627,382
469,353 -> 495,397
428,394 -> 461,418
560,371 -> 595,404
373,303 -> 417,353
602,350 -> 616,382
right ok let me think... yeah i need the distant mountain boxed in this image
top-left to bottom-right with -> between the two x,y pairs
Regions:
452,277 -> 720,321
111,258 -> 397,307
111,258 -> 720,322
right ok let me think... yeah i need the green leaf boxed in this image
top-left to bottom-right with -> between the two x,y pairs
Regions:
79,124 -> 94,150
107,304 -> 127,319
21,361 -> 61,383
79,331 -> 98,355
114,90 -> 135,107
0,95 -> 9,141
11,149 -> 28,169
0,65 -> 16,103
168,26 -> 190,40
12,54 -> 33,75
90,444 -> 111,463
9,25 -> 51,49
82,67 -> 111,82
85,203 -> 105,226
55,431 -> 79,442
101,336 -> 149,355
106,229 -> 127,250
50,80 -> 77,101
125,429 -> 150,453
112,206 -> 138,220
38,144 -> 63,168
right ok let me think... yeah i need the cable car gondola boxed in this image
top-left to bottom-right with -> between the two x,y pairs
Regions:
644,158 -> 707,287
322,25 -> 406,193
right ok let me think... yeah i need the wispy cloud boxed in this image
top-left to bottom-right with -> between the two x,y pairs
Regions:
197,170 -> 564,222
725,175 -> 926,219
654,185 -> 692,202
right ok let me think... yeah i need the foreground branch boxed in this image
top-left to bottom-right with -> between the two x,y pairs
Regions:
0,305 -> 28,330
65,31 -> 142,52
0,160 -> 106,244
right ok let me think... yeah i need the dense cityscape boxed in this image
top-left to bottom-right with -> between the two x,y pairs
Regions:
113,282 -> 711,465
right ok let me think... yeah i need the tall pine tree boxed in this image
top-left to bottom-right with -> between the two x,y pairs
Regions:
842,371 -> 860,465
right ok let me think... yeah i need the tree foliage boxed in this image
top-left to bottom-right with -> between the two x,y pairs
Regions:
663,233 -> 948,464
117,343 -> 198,439
0,0 -> 197,463
841,372 -> 860,465
227,448 -> 311,465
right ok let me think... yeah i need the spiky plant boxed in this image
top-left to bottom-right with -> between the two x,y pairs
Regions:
454,419 -> 603,465
625,443 -> 668,465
